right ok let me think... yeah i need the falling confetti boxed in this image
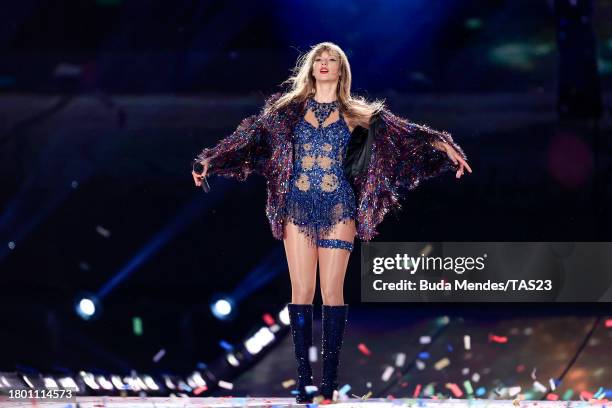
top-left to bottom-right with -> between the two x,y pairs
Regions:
357,343 -> 371,356
95,225 -> 111,238
217,380 -> 233,390
395,352 -> 406,367
382,365 -> 394,382
262,313 -> 274,326
132,317 -> 143,336
152,348 -> 165,363
464,335 -> 471,350
419,336 -> 431,344
488,333 -> 508,343
415,359 -> 426,370
434,357 -> 450,370
413,384 -> 422,398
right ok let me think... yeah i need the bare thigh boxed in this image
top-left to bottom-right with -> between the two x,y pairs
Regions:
283,220 -> 318,304
318,219 -> 356,306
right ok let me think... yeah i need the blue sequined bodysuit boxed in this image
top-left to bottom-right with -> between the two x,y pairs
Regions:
283,97 -> 357,252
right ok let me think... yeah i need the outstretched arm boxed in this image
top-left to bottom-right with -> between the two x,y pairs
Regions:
192,93 -> 282,182
377,109 -> 471,191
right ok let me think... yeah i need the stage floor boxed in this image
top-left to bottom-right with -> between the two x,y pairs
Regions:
0,398 -> 609,408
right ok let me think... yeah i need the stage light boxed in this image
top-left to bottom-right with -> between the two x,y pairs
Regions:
244,326 -> 275,355
79,371 -> 100,390
58,377 -> 79,392
163,376 -> 176,390
43,377 -> 58,388
21,375 -> 34,388
210,295 -> 235,320
75,293 -> 101,320
278,305 -> 290,325
110,375 -> 126,390
96,376 -> 114,390
143,375 -> 159,391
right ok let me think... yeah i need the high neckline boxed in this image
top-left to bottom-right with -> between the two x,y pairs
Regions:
309,96 -> 338,105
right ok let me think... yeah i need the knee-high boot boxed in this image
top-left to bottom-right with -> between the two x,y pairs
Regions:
319,304 -> 349,401
287,303 -> 314,403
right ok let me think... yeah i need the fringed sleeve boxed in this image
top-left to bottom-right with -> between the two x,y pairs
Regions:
378,108 -> 467,191
354,108 -> 467,241
192,93 -> 282,181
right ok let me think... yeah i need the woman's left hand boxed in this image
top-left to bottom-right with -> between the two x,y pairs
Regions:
438,142 -> 472,179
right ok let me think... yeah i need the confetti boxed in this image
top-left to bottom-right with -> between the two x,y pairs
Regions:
218,380 -> 233,390
605,319 -> 612,328
415,359 -> 426,370
193,385 -> 207,395
463,380 -> 473,395
461,367 -> 470,375
96,225 -> 111,238
382,365 -> 394,382
562,389 -> 574,400
419,336 -> 431,344
281,379 -> 295,389
475,386 -> 486,396
413,384 -> 422,398
533,381 -> 547,393
579,390 -> 593,400
445,383 -> 463,397
152,349 -> 165,363
338,384 -> 351,396
434,357 -> 450,370
262,313 -> 275,326
132,317 -> 143,336
418,351 -> 430,359
488,333 -> 508,343
471,372 -> 480,383
509,386 -> 522,397
305,385 -> 318,394
395,352 -> 406,367
219,340 -> 233,351
357,343 -> 371,356
530,367 -> 537,380
545,393 -> 559,400
549,378 -> 557,391
463,335 -> 471,350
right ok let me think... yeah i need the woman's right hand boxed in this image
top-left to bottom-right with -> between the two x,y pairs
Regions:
192,159 -> 209,186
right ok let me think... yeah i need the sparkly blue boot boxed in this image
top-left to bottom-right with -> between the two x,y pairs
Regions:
287,303 -> 314,403
319,304 -> 349,401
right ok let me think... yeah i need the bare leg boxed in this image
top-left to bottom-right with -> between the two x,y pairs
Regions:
283,220 -> 318,304
318,219 -> 356,305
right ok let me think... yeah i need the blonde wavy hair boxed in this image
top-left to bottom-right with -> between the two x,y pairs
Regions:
266,42 -> 385,129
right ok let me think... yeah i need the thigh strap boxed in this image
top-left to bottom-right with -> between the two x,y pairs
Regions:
317,238 -> 354,252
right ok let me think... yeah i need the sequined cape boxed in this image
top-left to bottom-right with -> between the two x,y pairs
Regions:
193,92 -> 467,241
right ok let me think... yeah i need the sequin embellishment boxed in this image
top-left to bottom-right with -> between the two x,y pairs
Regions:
284,97 -> 356,248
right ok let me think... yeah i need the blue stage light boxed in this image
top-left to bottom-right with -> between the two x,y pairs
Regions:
75,293 -> 101,321
210,295 -> 235,321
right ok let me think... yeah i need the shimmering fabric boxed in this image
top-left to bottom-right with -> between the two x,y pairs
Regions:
320,304 -> 349,401
284,98 -> 357,249
317,239 -> 353,252
287,303 -> 315,403
193,92 -> 467,242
